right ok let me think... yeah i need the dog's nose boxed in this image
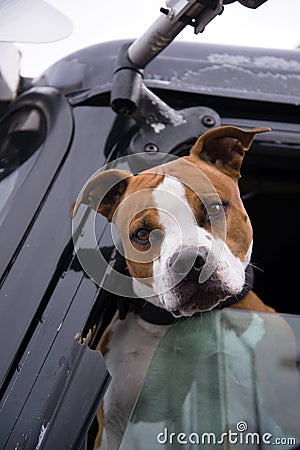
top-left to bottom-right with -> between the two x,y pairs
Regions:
168,247 -> 206,278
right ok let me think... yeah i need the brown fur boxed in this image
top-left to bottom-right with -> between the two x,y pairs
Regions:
232,290 -> 275,313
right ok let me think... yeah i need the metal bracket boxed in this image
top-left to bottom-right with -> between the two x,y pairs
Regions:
127,105 -> 221,156
110,43 -> 221,158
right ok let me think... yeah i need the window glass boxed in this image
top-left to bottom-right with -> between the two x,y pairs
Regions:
0,107 -> 46,220
120,309 -> 300,449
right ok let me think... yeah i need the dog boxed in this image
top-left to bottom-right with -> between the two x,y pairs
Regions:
73,126 -> 299,449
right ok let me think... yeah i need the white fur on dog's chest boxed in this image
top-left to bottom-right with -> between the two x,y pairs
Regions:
98,313 -> 170,450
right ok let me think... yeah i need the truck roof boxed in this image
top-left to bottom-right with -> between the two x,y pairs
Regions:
33,39 -> 300,106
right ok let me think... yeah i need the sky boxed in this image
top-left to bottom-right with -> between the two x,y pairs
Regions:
8,0 -> 300,77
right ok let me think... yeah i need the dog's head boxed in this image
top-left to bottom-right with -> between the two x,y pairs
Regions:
73,126 -> 270,316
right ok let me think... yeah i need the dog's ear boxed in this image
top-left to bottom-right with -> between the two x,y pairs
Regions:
190,126 -> 270,180
72,169 -> 132,221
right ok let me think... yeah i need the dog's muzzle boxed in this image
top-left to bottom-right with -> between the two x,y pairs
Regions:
168,247 -> 207,283
164,245 -> 245,316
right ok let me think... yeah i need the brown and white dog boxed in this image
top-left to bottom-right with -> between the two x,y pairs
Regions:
74,126 -> 277,449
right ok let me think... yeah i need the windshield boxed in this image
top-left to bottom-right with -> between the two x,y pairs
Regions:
0,106 -> 46,220
119,309 -> 300,449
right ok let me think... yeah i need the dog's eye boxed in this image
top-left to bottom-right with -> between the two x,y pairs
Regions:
133,229 -> 150,244
207,202 -> 226,217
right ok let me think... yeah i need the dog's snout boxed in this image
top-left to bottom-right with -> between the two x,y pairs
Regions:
168,247 -> 207,277
168,251 -> 191,274
193,253 -> 205,272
